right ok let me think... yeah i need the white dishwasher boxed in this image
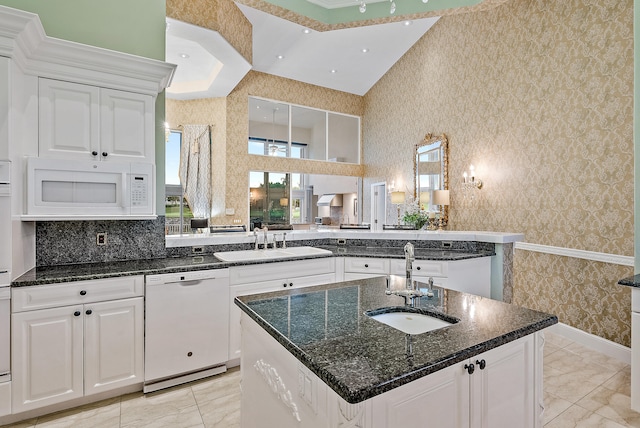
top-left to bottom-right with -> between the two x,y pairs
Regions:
144,268 -> 230,393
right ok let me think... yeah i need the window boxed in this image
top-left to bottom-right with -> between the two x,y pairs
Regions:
248,97 -> 360,163
165,130 -> 193,235
249,171 -> 291,228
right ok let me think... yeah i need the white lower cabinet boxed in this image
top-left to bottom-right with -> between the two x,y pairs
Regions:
228,258 -> 335,364
372,334 -> 536,428
346,256 -> 491,298
11,277 -> 144,413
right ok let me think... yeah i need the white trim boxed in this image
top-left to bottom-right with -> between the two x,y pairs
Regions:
515,242 -> 633,267
549,322 -> 631,365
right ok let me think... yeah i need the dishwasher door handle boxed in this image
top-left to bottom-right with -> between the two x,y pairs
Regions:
171,279 -> 206,287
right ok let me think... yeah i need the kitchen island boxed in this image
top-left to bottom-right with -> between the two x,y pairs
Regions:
236,275 -> 557,428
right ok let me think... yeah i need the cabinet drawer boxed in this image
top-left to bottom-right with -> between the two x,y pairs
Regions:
230,257 -> 335,285
344,257 -> 389,274
12,275 -> 144,313
412,260 -> 447,277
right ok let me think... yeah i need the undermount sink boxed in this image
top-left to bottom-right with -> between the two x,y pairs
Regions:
366,307 -> 458,335
214,246 -> 332,262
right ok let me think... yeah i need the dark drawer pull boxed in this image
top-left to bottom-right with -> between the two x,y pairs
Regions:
79,290 -> 87,296
74,311 -> 81,317
86,309 -> 92,315
364,264 -> 369,268
416,266 -> 421,270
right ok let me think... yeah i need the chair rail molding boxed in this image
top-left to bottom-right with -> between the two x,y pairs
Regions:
514,242 -> 633,267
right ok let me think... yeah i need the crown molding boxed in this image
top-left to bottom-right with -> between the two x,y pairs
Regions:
0,5 -> 175,96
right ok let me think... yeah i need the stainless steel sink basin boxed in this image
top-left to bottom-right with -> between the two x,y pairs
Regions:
214,246 -> 332,262
366,307 -> 458,335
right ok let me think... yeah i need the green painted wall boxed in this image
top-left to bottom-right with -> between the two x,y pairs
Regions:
0,0 -> 165,60
0,0 -> 169,213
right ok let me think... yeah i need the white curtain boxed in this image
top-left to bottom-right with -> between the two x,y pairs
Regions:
179,124 -> 212,219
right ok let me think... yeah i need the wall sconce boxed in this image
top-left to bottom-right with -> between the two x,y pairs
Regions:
432,190 -> 450,230
462,164 -> 483,189
390,191 -> 405,226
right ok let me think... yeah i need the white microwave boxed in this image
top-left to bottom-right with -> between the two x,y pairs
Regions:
24,157 -> 155,220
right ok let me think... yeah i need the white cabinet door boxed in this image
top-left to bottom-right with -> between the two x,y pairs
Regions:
12,305 -> 84,412
470,335 -> 534,428
633,311 -> 640,412
39,78 -> 154,163
39,78 -> 100,160
100,88 -> 154,162
84,297 -> 144,395
229,278 -> 290,363
371,362 -> 469,428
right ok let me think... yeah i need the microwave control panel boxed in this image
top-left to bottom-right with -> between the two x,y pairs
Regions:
130,175 -> 148,207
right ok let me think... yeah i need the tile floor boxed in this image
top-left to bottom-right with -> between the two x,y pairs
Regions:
3,331 -> 640,427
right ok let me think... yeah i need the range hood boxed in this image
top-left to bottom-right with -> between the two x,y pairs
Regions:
317,194 -> 343,207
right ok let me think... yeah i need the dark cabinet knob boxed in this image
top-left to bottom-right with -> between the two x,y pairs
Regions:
476,359 -> 486,370
289,283 -> 293,287
74,311 -> 81,317
102,152 -> 108,157
283,283 -> 287,288
85,309 -> 92,315
79,290 -> 87,296
464,363 -> 475,375
416,266 -> 421,270
364,264 -> 369,268
187,352 -> 193,357
91,151 -> 98,156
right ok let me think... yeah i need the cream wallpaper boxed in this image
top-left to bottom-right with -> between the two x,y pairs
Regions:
363,0 -> 634,345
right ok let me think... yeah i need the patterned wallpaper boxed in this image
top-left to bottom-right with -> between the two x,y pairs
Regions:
363,0 -> 634,345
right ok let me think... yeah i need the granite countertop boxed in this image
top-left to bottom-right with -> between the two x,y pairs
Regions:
12,246 -> 494,287
235,276 -> 557,404
618,274 -> 640,288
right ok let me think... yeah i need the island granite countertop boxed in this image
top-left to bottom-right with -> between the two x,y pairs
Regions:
12,246 -> 493,287
235,275 -> 557,404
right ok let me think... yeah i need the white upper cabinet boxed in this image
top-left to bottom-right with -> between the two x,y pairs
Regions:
39,78 -> 154,163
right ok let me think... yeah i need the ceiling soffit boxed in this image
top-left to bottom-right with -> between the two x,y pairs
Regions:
234,0 -> 511,30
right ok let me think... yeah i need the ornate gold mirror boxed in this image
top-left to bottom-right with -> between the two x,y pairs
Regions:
414,133 -> 449,225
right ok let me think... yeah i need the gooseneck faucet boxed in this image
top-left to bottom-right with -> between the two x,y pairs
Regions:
386,242 -> 423,307
404,241 -> 414,290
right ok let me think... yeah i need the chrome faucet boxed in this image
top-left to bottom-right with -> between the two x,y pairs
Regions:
282,232 -> 287,249
385,242 -> 424,307
253,228 -> 260,250
404,241 -> 414,290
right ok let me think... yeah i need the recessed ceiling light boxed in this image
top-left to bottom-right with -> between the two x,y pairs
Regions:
178,53 -> 190,59
276,55 -> 284,60
302,28 -> 311,34
361,48 -> 369,53
403,20 -> 412,26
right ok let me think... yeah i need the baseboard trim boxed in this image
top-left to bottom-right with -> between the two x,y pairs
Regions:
550,322 -> 631,364
515,242 -> 633,267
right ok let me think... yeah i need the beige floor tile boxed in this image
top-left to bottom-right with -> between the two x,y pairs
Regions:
545,348 -> 619,385
35,398 -> 120,428
545,331 -> 575,349
544,391 -> 573,425
564,343 -> 629,372
197,392 -> 241,428
577,386 -> 640,427
544,404 -> 628,428
544,366 -> 602,403
604,367 -> 632,397
120,404 -> 204,428
120,386 -> 200,427
191,368 -> 241,405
